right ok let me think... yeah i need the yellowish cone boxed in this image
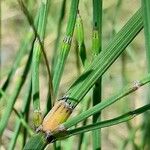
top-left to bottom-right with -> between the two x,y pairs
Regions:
42,100 -> 72,133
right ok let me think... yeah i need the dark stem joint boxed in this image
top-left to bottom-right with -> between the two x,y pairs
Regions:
45,131 -> 56,143
58,95 -> 75,110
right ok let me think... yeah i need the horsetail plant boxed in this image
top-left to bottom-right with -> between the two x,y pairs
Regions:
24,7 -> 145,149
2,1 -> 150,150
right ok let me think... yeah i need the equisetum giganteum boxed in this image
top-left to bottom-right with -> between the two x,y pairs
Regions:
36,96 -> 74,142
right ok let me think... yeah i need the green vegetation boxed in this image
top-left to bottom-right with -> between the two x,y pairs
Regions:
1,0 -> 150,149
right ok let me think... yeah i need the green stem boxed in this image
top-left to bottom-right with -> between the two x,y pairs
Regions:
141,0 -> 150,149
17,0 -> 53,112
31,0 -> 50,111
52,0 -> 79,96
142,0 -> 150,72
92,0 -> 102,149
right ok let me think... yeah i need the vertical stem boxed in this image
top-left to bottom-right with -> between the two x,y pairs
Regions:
52,0 -> 79,96
141,0 -> 150,149
32,0 -> 50,112
92,0 -> 102,150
